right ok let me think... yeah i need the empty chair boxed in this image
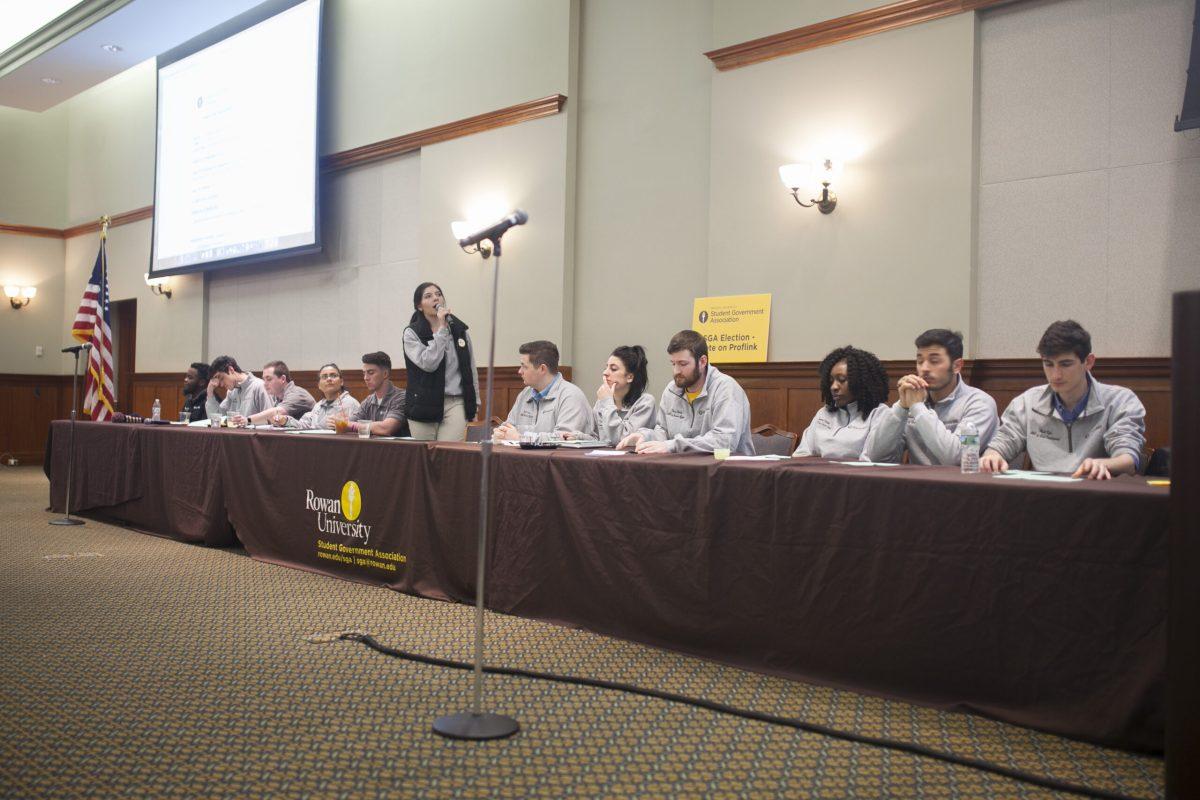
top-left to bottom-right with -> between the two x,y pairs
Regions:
751,424 -> 799,456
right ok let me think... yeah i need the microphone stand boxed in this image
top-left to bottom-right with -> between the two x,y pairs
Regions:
433,227 -> 520,741
50,347 -> 88,526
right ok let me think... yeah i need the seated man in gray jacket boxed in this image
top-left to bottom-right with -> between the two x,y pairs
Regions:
205,355 -> 272,424
980,320 -> 1145,480
618,329 -> 753,455
494,340 -> 597,440
863,329 -> 998,465
248,360 -> 316,425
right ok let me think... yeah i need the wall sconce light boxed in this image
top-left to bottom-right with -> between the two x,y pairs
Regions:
779,159 -> 839,214
4,285 -> 36,309
144,273 -> 172,299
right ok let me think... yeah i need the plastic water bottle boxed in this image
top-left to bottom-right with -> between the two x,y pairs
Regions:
152,398 -> 161,422
959,420 -> 979,474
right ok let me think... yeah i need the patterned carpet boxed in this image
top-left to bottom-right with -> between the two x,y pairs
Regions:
0,466 -> 1163,799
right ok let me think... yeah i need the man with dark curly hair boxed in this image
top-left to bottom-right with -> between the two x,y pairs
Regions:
793,345 -> 890,458
981,320 -> 1145,479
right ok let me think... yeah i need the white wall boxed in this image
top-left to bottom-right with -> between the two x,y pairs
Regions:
708,13 -> 977,361
977,0 -> 1200,357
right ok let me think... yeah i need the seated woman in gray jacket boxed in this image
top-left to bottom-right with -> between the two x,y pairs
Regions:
271,363 -> 361,430
591,345 -> 656,445
794,346 -> 891,459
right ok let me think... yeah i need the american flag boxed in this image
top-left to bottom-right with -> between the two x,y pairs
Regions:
71,241 -> 116,421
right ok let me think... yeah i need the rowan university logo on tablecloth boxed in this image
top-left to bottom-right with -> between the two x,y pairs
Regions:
308,481 -> 407,574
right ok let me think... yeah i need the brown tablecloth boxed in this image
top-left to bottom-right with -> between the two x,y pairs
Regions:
46,421 -> 1168,750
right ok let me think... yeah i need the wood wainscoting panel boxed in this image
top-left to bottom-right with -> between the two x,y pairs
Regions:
0,374 -> 71,463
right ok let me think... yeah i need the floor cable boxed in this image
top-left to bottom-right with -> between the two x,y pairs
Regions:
325,631 -> 1144,800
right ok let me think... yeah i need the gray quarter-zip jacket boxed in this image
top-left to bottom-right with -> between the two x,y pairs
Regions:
594,392 -> 657,446
206,373 -> 271,420
794,401 -> 889,459
639,365 -> 754,454
505,374 -> 597,438
986,375 -> 1146,473
863,376 -> 998,465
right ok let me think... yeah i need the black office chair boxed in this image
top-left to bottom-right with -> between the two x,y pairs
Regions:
1145,447 -> 1170,477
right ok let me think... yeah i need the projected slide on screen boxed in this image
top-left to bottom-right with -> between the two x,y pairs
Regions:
151,0 -> 321,275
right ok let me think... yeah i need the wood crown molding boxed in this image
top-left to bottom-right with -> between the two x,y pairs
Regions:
0,222 -> 65,239
1,95 -> 567,239
705,0 -> 1019,71
321,94 -> 567,173
60,206 -> 154,239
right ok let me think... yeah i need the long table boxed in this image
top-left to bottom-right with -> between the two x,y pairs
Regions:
46,420 -> 1168,751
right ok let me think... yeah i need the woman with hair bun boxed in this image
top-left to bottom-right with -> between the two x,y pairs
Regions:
592,345 -> 657,445
794,345 -> 890,458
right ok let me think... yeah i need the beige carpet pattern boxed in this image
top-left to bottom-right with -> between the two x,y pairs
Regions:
0,466 -> 1163,799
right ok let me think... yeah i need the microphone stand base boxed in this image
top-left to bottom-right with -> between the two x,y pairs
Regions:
49,517 -> 85,526
432,712 -> 519,740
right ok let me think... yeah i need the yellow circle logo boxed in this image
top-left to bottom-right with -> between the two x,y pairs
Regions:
340,481 -> 362,521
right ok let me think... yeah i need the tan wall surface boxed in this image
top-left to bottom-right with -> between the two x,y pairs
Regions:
708,13 -> 977,361
711,0 -> 879,50
0,234 -> 67,375
0,105 -> 66,226
572,0 -> 715,393
977,0 -> 1200,358
322,0 -> 572,154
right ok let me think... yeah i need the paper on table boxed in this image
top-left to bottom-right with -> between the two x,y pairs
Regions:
585,449 -> 627,457
833,460 -> 900,467
993,472 -> 1082,483
725,455 -> 791,461
188,419 -> 211,427
290,428 -> 336,435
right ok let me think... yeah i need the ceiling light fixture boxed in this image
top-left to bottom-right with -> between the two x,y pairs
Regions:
40,77 -> 60,85
101,44 -> 123,54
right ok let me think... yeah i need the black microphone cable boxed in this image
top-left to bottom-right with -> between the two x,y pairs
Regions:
319,631 -> 1146,800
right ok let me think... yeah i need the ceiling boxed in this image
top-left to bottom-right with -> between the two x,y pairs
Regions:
0,0 -> 267,112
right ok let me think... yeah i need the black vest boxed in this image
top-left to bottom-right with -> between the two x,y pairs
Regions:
403,317 -> 478,423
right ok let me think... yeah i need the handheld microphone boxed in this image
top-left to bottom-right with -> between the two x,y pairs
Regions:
435,304 -> 455,325
455,209 -> 528,248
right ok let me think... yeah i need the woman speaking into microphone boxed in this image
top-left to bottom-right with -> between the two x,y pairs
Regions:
402,282 -> 480,441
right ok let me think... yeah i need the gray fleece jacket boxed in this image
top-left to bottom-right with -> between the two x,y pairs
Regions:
639,365 -> 754,454
986,376 -> 1146,473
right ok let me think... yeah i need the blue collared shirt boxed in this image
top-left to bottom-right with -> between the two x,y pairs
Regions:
1052,382 -> 1091,425
532,374 -> 559,403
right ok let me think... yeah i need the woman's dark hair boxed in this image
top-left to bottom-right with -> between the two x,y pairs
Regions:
610,345 -> 649,408
408,282 -> 443,334
818,345 -> 889,420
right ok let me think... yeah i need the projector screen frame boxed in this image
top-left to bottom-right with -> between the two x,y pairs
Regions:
148,0 -> 325,279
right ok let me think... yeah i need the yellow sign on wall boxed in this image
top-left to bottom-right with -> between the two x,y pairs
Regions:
692,293 -> 771,362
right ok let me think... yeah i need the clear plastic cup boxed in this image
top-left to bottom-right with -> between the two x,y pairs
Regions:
358,421 -> 371,439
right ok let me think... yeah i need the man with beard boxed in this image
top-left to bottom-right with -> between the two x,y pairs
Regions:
863,329 -> 998,465
494,340 -> 596,440
618,329 -> 753,455
181,362 -> 210,422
